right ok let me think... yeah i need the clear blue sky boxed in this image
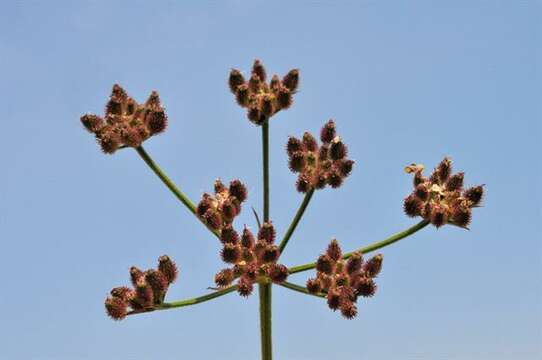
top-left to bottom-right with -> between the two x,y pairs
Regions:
1,1 -> 540,359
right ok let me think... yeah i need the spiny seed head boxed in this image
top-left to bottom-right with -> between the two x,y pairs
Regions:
235,84 -> 250,107
436,157 -> 452,183
413,171 -> 427,187
261,94 -> 274,117
268,264 -> 289,283
262,245 -> 280,263
446,172 -> 464,191
81,114 -> 104,133
355,276 -> 377,297
346,252 -> 363,275
130,266 -> 144,287
258,222 -> 276,243
215,268 -> 234,287
204,209 -> 222,230
214,179 -> 226,193
221,243 -> 241,264
302,132 -> 318,152
158,255 -> 178,284
270,74 -> 280,90
221,199 -> 237,222
451,204 -> 472,228
282,69 -> 299,92
110,286 -> 133,301
340,301 -> 358,319
330,138 -> 347,160
288,151 -> 306,173
252,59 -> 267,82
320,119 -> 336,143
248,73 -> 261,92
147,110 -> 167,135
105,296 -> 128,320
247,106 -> 261,124
135,279 -> 154,307
316,254 -> 334,275
296,174 -> 311,193
229,179 -> 248,203
220,225 -> 239,244
337,159 -> 354,177
286,136 -> 303,156
403,194 -> 423,217
99,132 -> 121,154
327,171 -> 343,188
145,269 -> 168,303
277,86 -> 292,109
464,185 -> 484,206
430,203 -> 448,228
237,276 -> 254,297
229,69 -> 245,93
363,254 -> 383,278
326,239 -> 342,261
306,278 -> 322,294
327,288 -> 341,310
241,226 -> 255,249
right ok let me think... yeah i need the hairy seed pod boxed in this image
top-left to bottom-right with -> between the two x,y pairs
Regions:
221,243 -> 241,264
306,278 -> 322,294
228,69 -> 245,93
270,74 -> 281,91
215,268 -> 234,287
282,69 -> 299,92
320,119 -> 336,143
326,239 -> 342,261
237,276 -> 254,297
316,254 -> 334,275
145,269 -> 168,304
158,255 -> 178,284
330,139 -> 347,160
81,114 -> 104,133
98,132 -> 121,154
355,276 -> 377,297
214,179 -> 226,194
436,157 -> 452,184
147,110 -> 167,135
340,300 -> 358,319
403,194 -> 423,217
261,94 -> 274,117
251,59 -> 267,82
346,252 -> 363,275
413,171 -> 427,187
277,85 -> 292,109
363,254 -> 383,278
414,183 -> 430,201
337,159 -> 354,177
258,222 -> 276,243
288,151 -> 306,173
135,279 -> 154,308
262,245 -> 280,263
286,136 -> 303,156
221,198 -> 237,223
463,185 -> 484,206
105,296 -> 128,320
296,174 -> 311,193
430,203 -> 449,228
451,204 -> 472,228
220,225 -> 239,244
302,132 -> 318,152
241,226 -> 255,249
315,174 -> 327,189
248,73 -> 261,93
268,264 -> 289,283
247,106 -> 261,124
110,286 -> 133,301
446,172 -> 464,191
327,288 -> 341,310
327,171 -> 343,188
229,180 -> 247,203
130,266 -> 144,287
204,209 -> 222,230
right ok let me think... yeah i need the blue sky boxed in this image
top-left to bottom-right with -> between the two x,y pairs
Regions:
1,1 -> 540,359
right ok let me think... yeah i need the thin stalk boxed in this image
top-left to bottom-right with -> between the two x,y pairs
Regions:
278,281 -> 326,298
127,285 -> 237,316
288,219 -> 430,274
135,146 -> 220,239
278,189 -> 315,253
259,120 -> 273,360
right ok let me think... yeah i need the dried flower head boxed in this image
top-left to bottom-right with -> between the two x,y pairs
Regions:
403,157 -> 485,228
287,120 -> 355,192
228,59 -> 299,125
306,240 -> 383,319
80,84 -> 168,154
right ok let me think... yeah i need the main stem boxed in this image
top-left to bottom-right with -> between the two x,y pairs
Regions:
259,121 -> 273,360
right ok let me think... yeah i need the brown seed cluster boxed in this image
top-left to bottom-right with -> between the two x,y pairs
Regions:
214,222 -> 289,297
228,59 -> 299,125
80,84 -> 167,154
306,240 -> 382,319
196,179 -> 248,231
287,120 -> 355,193
104,255 -> 178,320
403,158 -> 485,228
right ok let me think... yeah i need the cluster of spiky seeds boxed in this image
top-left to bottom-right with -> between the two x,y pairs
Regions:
196,179 -> 248,231
214,222 -> 289,297
80,84 -> 167,154
403,157 -> 484,228
306,240 -> 382,319
228,59 -> 299,125
104,255 -> 178,320
287,120 -> 355,192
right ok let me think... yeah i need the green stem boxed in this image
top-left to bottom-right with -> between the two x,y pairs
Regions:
127,285 -> 237,316
288,219 -> 430,274
135,146 -> 220,239
278,281 -> 326,298
278,189 -> 315,254
259,120 -> 272,360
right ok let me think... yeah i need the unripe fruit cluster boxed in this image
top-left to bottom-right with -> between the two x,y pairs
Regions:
197,179 -> 248,232
80,84 -> 167,154
287,120 -> 355,193
306,240 -> 383,319
403,158 -> 484,228
214,222 -> 289,297
104,255 -> 178,320
228,59 -> 299,125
